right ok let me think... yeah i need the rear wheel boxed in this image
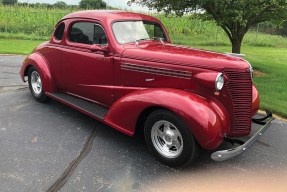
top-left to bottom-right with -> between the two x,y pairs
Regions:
28,66 -> 49,103
144,109 -> 198,167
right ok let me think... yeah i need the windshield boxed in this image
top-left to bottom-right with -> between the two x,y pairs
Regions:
112,21 -> 167,44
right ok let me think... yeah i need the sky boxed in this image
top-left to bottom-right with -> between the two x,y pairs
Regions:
18,0 -> 148,11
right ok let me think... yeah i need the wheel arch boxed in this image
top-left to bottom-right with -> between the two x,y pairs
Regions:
104,88 -> 226,150
20,53 -> 56,93
24,64 -> 33,77
135,106 -> 167,136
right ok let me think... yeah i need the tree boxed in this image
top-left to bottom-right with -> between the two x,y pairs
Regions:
53,1 -> 67,9
79,0 -> 107,10
2,0 -> 17,5
130,0 -> 287,53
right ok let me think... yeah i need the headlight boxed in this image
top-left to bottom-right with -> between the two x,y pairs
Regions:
215,73 -> 224,91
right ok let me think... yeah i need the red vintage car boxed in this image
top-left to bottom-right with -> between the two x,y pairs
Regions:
20,10 -> 273,167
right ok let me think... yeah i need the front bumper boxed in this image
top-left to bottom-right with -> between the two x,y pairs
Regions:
211,111 -> 274,161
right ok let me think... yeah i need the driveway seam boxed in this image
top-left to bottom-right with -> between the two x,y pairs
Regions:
46,123 -> 100,192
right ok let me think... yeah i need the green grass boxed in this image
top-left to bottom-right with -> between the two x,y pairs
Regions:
1,4 -> 287,48
169,32 -> 287,49
0,5 -> 286,117
0,5 -> 72,40
159,15 -> 287,48
1,38 -> 286,118
0,39 -> 44,54
171,37 -> 287,118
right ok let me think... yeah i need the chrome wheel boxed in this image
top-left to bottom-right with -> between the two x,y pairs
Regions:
151,120 -> 183,158
31,71 -> 42,95
28,67 -> 49,103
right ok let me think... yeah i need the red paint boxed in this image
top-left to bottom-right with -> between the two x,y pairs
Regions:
105,88 -> 224,149
252,85 -> 260,116
21,52 -> 56,93
20,10 -> 260,150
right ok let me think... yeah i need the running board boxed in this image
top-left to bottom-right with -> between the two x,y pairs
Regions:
46,92 -> 108,120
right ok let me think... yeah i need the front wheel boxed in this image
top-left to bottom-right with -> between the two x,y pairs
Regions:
144,109 -> 198,167
28,66 -> 49,103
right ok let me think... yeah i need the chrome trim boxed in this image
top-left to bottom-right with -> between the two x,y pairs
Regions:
244,60 -> 254,81
151,120 -> 184,158
31,71 -> 42,95
211,114 -> 274,161
215,73 -> 224,91
247,66 -> 254,81
121,63 -> 192,79
225,53 -> 246,58
145,78 -> 155,82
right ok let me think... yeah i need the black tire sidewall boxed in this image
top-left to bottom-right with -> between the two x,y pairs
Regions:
28,66 -> 48,102
144,109 -> 197,167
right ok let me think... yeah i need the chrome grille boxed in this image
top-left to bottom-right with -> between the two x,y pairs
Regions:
224,69 -> 252,135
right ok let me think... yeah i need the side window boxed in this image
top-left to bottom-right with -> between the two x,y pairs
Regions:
69,22 -> 107,45
69,22 -> 93,45
54,23 -> 65,41
94,25 -> 107,45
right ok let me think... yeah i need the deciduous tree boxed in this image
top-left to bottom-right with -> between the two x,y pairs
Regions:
79,0 -> 107,10
2,0 -> 17,5
130,0 -> 287,53
53,1 -> 67,9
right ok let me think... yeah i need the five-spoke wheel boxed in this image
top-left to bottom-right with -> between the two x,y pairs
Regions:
31,70 -> 42,96
28,66 -> 49,102
145,109 -> 198,167
151,120 -> 183,158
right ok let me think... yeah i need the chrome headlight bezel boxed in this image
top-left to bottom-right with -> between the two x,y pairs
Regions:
244,60 -> 254,81
249,66 -> 254,81
215,73 -> 224,91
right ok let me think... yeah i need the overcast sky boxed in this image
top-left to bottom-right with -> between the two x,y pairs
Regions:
18,0 -> 148,11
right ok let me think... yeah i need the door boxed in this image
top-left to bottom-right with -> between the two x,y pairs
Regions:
62,21 -> 114,106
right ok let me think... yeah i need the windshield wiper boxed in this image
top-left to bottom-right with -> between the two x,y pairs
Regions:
135,37 -> 151,45
135,37 -> 164,45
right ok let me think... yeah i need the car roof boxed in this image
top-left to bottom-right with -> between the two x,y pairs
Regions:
61,10 -> 160,24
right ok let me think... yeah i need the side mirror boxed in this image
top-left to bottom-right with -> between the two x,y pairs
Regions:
90,44 -> 108,52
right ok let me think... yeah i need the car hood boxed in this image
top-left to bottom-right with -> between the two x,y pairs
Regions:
122,43 -> 250,71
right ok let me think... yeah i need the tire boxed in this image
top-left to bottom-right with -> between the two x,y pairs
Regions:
144,109 -> 198,167
28,66 -> 49,103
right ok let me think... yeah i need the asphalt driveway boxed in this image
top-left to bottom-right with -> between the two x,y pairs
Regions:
0,55 -> 287,192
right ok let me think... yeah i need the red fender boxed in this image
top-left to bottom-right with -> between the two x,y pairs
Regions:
104,88 -> 226,150
20,53 -> 56,93
252,85 -> 260,116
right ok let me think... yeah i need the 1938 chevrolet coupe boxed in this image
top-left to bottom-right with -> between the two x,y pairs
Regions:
20,10 -> 273,166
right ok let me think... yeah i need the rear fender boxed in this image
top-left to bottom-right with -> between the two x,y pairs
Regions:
105,88 -> 225,149
20,53 -> 55,93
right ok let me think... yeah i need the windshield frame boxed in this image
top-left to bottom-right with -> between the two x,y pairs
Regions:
111,20 -> 169,45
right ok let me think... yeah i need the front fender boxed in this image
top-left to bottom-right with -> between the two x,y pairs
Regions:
252,85 -> 260,116
20,53 -> 55,93
104,88 -> 225,149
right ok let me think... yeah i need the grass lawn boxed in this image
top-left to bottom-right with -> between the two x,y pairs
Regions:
171,36 -> 287,118
0,39 -> 44,55
1,38 -> 286,118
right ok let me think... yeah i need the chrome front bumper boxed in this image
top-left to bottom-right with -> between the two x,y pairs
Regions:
211,111 -> 274,161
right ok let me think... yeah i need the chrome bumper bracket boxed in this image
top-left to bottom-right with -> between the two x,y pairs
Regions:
211,111 -> 274,161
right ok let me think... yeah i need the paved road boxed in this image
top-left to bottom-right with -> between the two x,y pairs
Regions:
0,55 -> 287,192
